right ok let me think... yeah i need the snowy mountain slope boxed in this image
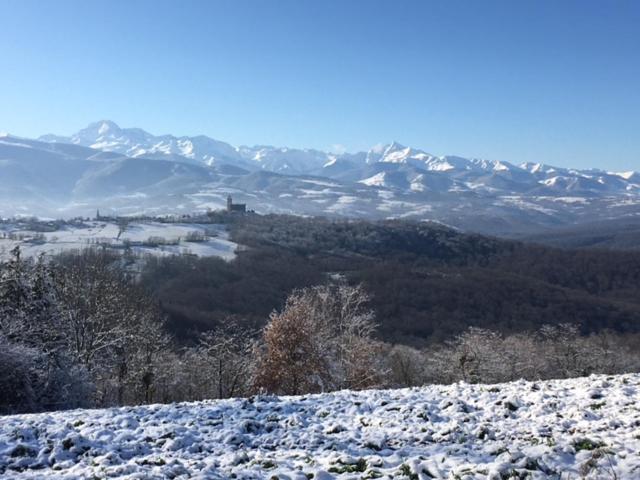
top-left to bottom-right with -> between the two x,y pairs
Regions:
40,120 -> 246,168
40,121 -> 325,173
1,374 -> 638,479
38,122 -> 639,199
237,145 -> 332,174
0,135 -> 222,217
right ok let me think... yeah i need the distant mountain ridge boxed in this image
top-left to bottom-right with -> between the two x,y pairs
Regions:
39,120 -> 638,196
0,120 -> 637,234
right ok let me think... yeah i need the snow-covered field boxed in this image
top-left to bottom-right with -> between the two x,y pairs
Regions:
1,374 -> 638,479
0,221 -> 237,261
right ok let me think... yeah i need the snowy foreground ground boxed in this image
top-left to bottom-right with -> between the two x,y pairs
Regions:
1,375 -> 639,479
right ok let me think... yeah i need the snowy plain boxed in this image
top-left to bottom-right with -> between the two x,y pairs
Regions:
0,374 -> 638,479
0,221 -> 237,261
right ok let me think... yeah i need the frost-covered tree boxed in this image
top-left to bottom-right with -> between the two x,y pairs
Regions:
538,323 -> 585,377
0,334 -> 45,413
114,310 -> 171,405
196,325 -> 254,399
154,349 -> 206,402
53,250 -> 129,372
584,329 -> 638,374
420,324 -> 640,385
307,284 -> 383,389
53,250 -> 171,406
0,248 -> 91,413
387,344 -> 428,387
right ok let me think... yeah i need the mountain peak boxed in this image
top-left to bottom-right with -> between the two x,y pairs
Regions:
85,120 -> 121,135
386,141 -> 407,151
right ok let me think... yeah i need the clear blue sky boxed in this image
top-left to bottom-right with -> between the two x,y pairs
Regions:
1,0 -> 638,170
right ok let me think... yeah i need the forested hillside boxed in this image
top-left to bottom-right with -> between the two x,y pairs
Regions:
143,214 -> 640,344
518,216 -> 640,250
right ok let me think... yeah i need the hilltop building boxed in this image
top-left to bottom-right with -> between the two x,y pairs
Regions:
226,195 -> 246,213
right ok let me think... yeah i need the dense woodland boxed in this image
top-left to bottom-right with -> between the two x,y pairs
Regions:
2,213 -> 640,414
144,214 -> 640,344
518,216 -> 640,250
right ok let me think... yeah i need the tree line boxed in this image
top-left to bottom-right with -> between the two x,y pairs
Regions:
1,246 -> 639,414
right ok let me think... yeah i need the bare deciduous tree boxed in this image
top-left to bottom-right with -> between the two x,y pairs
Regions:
254,293 -> 330,395
254,284 -> 383,395
197,324 -> 254,399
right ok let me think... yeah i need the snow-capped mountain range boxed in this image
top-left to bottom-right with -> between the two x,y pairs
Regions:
40,120 -> 637,181
0,120 -> 638,234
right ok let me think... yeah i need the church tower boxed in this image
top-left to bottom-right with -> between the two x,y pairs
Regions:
226,195 -> 246,213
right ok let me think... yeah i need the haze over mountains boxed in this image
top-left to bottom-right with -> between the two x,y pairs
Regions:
1,120 -> 638,234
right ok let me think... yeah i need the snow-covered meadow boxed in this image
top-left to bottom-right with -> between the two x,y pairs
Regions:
1,374 -> 638,479
0,221 -> 237,261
